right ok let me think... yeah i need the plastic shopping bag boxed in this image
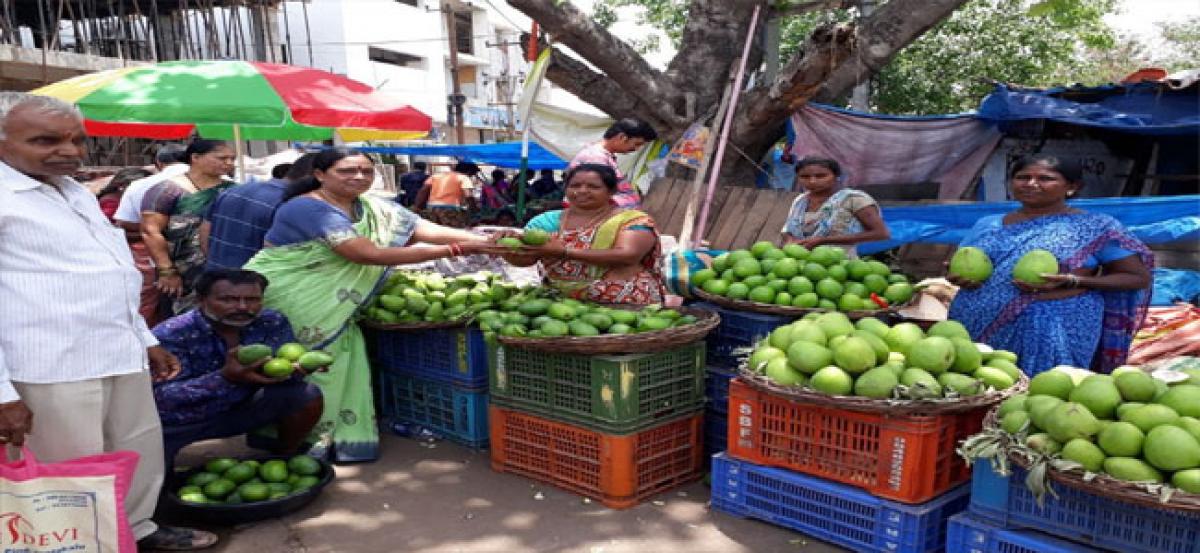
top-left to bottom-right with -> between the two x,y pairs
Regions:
0,447 -> 139,552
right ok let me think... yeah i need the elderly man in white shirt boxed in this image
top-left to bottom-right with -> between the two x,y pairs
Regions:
0,93 -> 218,551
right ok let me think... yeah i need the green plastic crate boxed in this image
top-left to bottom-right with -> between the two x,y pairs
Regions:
487,341 -> 707,433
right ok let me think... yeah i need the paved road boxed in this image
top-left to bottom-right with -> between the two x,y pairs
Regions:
166,434 -> 845,553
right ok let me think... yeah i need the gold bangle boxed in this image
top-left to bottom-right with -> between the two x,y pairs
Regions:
157,267 -> 178,277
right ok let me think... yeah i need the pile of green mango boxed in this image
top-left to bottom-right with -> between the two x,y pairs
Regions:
692,242 -> 914,312
477,297 -> 699,341
176,455 -> 323,505
364,271 -> 523,325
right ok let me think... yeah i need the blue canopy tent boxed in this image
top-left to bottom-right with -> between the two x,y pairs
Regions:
860,194 -> 1200,256
977,82 -> 1200,136
347,141 -> 568,170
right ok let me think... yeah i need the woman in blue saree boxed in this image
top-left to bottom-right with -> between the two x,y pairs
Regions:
947,155 -> 1153,376
246,148 -> 504,463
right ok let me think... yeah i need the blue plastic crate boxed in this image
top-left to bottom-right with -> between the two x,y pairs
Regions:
969,461 -> 1200,553
705,365 -> 735,412
946,513 -> 1100,553
378,372 -> 489,448
371,327 -> 489,388
704,409 -> 727,456
692,302 -> 791,368
711,453 -> 968,553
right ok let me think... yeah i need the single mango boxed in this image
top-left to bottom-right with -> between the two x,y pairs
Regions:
1012,249 -> 1059,285
236,344 -> 273,365
948,246 -> 994,283
521,229 -> 551,246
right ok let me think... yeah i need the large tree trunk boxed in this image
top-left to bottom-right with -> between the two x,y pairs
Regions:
507,0 -> 970,184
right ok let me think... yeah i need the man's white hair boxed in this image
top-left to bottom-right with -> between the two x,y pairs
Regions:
0,92 -> 82,140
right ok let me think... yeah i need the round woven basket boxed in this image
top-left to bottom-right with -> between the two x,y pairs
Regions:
495,306 -> 720,354
735,365 -> 1029,416
981,409 -> 1200,512
360,318 -> 468,331
693,288 -> 893,321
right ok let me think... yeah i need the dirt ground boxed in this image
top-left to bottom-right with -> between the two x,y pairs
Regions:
166,434 -> 845,553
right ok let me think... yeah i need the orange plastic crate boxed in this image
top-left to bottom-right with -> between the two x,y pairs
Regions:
489,405 -> 704,509
725,378 -> 983,504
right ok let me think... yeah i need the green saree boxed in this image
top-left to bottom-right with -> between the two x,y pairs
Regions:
245,195 -> 418,462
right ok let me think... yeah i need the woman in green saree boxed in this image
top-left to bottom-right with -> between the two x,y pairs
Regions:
246,148 -> 502,463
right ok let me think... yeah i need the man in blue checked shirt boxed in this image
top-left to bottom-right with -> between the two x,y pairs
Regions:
201,153 -> 316,270
152,269 -> 324,468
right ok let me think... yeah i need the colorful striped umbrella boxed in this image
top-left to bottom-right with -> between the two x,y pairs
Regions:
32,60 -> 432,141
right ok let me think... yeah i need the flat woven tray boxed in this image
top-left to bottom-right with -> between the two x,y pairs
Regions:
360,318 -> 468,331
693,288 -> 893,321
496,306 -> 720,355
736,365 -> 1029,416
982,409 -> 1200,513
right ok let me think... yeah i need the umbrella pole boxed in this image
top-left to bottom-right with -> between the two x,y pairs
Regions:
233,124 -> 246,181
515,126 -> 530,225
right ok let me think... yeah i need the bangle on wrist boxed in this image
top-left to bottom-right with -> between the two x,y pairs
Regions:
157,267 -> 177,277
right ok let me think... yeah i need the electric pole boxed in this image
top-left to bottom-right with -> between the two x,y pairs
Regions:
443,0 -> 466,144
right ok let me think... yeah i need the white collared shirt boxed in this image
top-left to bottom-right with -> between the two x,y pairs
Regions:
112,162 -> 189,224
0,160 -> 157,402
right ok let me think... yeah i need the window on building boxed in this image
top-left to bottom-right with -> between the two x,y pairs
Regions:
454,12 -> 473,55
369,46 -> 424,69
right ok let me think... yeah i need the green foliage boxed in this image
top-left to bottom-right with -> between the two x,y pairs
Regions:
592,0 -> 689,54
587,0 -> 1126,115
870,0 -> 1116,115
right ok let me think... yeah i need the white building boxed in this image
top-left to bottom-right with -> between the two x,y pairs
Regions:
278,0 -> 543,144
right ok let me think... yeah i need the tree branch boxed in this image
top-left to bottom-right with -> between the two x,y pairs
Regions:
732,22 -> 858,137
770,0 -> 855,19
542,48 -> 680,134
815,0 -> 971,102
667,0 -> 761,120
506,0 -> 682,124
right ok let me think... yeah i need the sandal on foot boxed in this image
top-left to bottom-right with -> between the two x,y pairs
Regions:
138,525 -> 218,551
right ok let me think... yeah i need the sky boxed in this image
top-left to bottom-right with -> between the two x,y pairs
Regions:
1106,0 -> 1200,48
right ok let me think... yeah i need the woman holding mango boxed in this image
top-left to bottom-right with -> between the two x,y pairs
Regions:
505,163 -> 666,305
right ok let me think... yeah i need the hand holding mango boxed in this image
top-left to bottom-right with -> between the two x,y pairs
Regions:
496,229 -> 552,252
237,342 -> 334,379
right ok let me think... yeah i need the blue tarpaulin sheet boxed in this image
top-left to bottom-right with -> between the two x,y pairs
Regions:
345,141 -> 568,170
1152,269 -> 1200,306
859,194 -> 1200,255
977,83 -> 1200,136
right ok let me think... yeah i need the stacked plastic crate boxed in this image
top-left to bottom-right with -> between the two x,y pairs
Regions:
697,302 -> 974,550
369,327 -> 491,448
712,377 -> 976,552
486,340 -> 709,509
694,302 -> 791,458
945,461 -> 1200,552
